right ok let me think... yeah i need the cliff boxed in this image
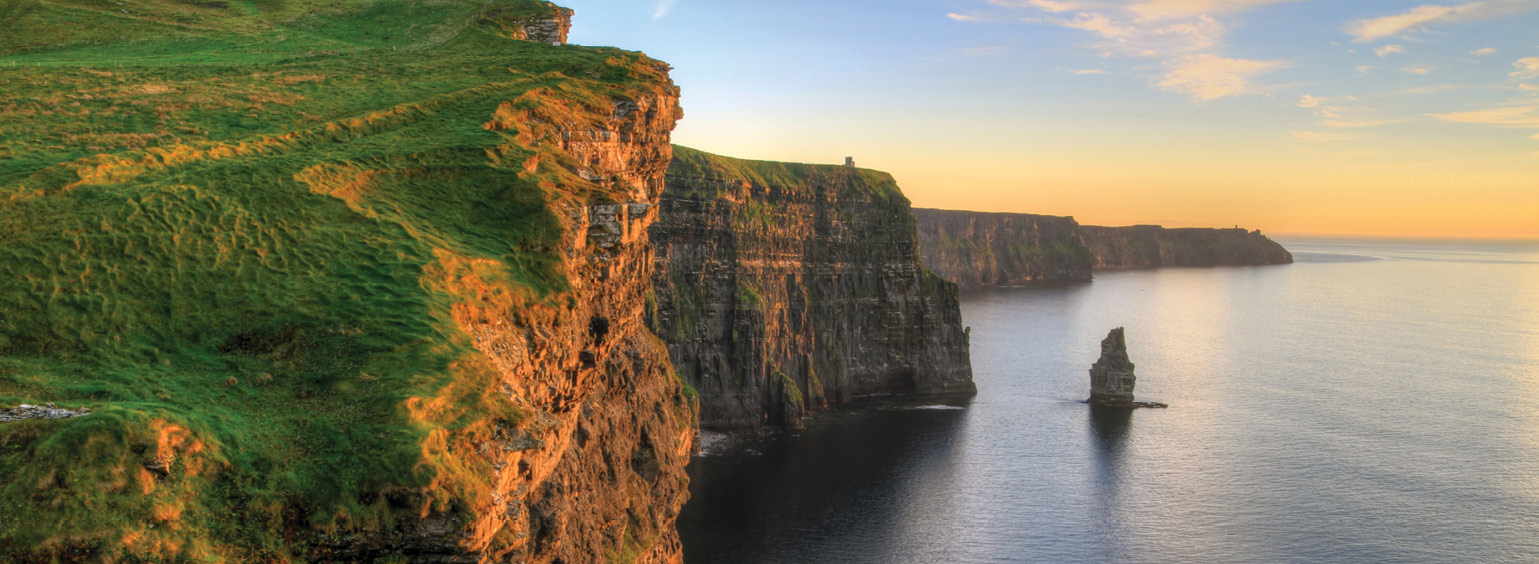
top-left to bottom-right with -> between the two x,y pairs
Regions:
1081,225 -> 1294,269
649,148 -> 975,431
914,209 -> 1292,287
0,2 -> 693,562
913,208 -> 1094,286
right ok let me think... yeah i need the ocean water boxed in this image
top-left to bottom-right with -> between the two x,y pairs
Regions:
676,238 -> 1539,564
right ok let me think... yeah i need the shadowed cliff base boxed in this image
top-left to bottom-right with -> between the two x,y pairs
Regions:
649,147 -> 975,432
913,209 -> 1293,289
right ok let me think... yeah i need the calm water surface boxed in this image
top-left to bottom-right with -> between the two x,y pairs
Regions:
677,238 -> 1539,563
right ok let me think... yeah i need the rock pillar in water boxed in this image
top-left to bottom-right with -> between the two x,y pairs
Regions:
1089,327 -> 1137,404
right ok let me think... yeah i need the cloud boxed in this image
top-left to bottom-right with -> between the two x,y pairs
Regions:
1521,84 -> 1539,92
1532,132 -> 1539,140
1297,94 -> 1320,107
1347,0 -> 1539,42
1356,65 -> 1373,74
1513,57 -> 1539,78
1129,0 -> 1302,20
1403,83 -> 1480,94
1374,44 -> 1406,57
1471,47 -> 1497,56
1005,1 -> 1289,100
1404,66 -> 1431,75
948,12 -> 984,21
1160,54 -> 1291,100
1291,130 -> 1359,142
1073,68 -> 1111,75
1052,12 -> 1139,37
1323,119 -> 1400,128
652,0 -> 678,20
989,0 -> 1081,12
1429,104 -> 1539,127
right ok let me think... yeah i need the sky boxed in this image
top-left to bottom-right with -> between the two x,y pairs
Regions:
559,0 -> 1539,238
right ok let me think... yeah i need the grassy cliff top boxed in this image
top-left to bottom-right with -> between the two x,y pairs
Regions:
0,1 -> 673,560
668,145 -> 908,203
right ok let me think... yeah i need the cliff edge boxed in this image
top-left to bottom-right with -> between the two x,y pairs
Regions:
914,209 -> 1292,288
1082,225 -> 1294,269
0,2 -> 693,562
649,148 -> 975,431
913,208 -> 1094,286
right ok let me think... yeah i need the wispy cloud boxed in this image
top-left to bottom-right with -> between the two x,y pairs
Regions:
1297,95 -> 1396,130
1471,47 -> 1497,56
1073,68 -> 1111,75
653,0 -> 678,20
948,12 -> 985,21
1429,104 -> 1539,127
989,0 -> 1082,12
1513,57 -> 1539,78
987,1 -> 1290,100
1323,118 -> 1401,128
1521,84 -> 1539,92
1402,83 -> 1482,94
1129,0 -> 1303,20
1160,55 -> 1291,100
1346,0 -> 1539,43
1374,44 -> 1406,57
1355,65 -> 1373,74
1404,66 -> 1431,75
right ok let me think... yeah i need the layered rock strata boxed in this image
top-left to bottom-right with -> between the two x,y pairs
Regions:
649,148 -> 976,431
1088,328 -> 1166,409
913,209 -> 1292,288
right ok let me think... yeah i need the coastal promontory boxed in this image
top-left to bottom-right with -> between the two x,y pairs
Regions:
913,209 -> 1293,288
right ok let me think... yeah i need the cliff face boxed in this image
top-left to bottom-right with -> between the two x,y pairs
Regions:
649,148 -> 975,431
1081,225 -> 1294,269
914,209 -> 1292,287
0,2 -> 694,562
913,208 -> 1093,287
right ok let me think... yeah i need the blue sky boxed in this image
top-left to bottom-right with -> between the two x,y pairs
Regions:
559,0 -> 1538,237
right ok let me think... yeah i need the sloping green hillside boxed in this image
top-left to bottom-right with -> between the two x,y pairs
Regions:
0,1 -> 673,560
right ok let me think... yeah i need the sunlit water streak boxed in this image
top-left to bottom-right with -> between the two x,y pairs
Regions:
678,239 -> 1539,563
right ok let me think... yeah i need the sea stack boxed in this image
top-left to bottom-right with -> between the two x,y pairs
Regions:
1088,328 -> 1167,408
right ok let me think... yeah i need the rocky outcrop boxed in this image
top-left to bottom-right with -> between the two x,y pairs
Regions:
1089,328 -> 1137,404
649,148 -> 975,431
0,404 -> 90,424
913,208 -> 1092,287
501,4 -> 574,44
1082,225 -> 1293,269
1088,328 -> 1165,409
914,209 -> 1292,288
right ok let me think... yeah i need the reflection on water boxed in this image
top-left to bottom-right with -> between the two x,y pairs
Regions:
679,239 -> 1539,563
678,404 -> 970,564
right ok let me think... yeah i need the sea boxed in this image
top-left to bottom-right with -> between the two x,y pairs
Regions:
676,237 -> 1539,564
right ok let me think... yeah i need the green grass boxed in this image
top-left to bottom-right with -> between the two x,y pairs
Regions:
0,0 -> 676,561
668,145 -> 908,203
